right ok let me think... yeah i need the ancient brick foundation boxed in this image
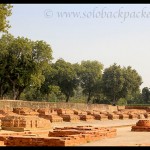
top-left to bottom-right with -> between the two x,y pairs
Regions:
131,120 -> 150,132
3,126 -> 117,146
92,114 -> 108,120
107,113 -> 120,120
1,105 -> 150,146
37,108 -> 63,123
13,107 -> 39,116
1,115 -> 51,131
78,115 -> 95,121
59,114 -> 80,122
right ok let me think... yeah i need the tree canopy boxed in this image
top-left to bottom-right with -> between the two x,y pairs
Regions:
79,60 -> 103,103
50,59 -> 79,102
142,87 -> 150,103
0,34 -> 53,100
0,4 -> 13,33
101,63 -> 142,105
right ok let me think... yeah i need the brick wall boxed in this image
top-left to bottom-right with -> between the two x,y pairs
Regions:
0,100 -> 117,111
125,106 -> 150,109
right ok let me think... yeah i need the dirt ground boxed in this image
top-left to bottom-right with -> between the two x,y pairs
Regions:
51,119 -> 138,128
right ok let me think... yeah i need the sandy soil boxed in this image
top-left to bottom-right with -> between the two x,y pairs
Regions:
51,119 -> 138,128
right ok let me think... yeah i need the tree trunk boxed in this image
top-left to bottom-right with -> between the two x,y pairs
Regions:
16,89 -> 23,100
0,83 -> 7,98
12,83 -> 17,100
112,94 -> 116,105
1,87 -> 8,98
66,95 -> 69,103
0,84 -> 2,98
87,91 -> 91,103
16,86 -> 25,100
46,94 -> 49,101
16,92 -> 20,100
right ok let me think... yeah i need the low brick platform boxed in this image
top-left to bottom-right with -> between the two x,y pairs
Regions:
54,109 -> 80,122
79,115 -> 95,121
120,109 -> 147,114
137,114 -> 145,119
37,108 -> 57,115
56,109 -> 74,115
129,113 -> 139,119
107,113 -> 120,120
0,130 -> 50,139
40,114 -> 63,123
37,108 -> 63,123
92,114 -> 108,120
86,110 -> 93,115
144,113 -> 150,119
118,114 -> 130,119
0,109 -> 17,117
59,114 -> 80,122
49,126 -> 117,143
2,125 -> 116,146
1,115 -> 51,131
4,136 -> 68,146
13,107 -> 39,116
131,120 -> 150,132
73,109 -> 88,115
112,111 -> 130,119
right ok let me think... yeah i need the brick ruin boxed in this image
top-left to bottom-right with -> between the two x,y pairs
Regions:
131,120 -> 150,132
37,108 -> 63,123
0,125 -> 117,146
0,107 -> 52,132
0,106 -> 150,146
56,108 -> 80,122
13,107 -> 39,116
1,115 -> 51,132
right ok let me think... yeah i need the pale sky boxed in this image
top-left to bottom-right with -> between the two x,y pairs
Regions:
7,4 -> 150,90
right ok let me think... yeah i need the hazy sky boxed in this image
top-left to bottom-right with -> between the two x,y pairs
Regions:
8,4 -> 150,89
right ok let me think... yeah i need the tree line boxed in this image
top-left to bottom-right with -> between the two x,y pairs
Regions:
0,4 -> 150,105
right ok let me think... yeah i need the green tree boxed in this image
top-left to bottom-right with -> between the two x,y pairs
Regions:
122,66 -> 142,99
52,59 -> 79,102
0,34 -> 14,98
0,4 -> 13,33
5,36 -> 35,100
142,87 -> 150,104
79,60 -> 103,103
101,63 -> 125,105
22,86 -> 44,101
39,66 -> 62,101
102,63 -> 142,105
30,40 -> 53,88
0,34 -> 53,100
126,90 -> 142,104
92,79 -> 107,104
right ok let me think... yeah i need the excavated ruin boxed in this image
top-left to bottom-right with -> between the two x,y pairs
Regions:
0,106 -> 150,146
131,120 -> 150,132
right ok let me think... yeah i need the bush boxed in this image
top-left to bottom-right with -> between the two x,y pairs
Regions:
117,98 -> 127,106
